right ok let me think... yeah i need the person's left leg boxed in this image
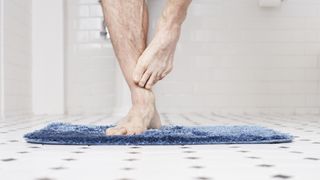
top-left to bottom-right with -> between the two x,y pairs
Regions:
100,0 -> 161,135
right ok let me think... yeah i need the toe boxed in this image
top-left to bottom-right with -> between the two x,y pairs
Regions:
127,128 -> 144,135
126,130 -> 136,135
106,127 -> 127,136
125,125 -> 146,135
105,128 -> 116,135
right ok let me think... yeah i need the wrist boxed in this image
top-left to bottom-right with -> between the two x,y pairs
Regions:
159,9 -> 184,30
156,15 -> 182,41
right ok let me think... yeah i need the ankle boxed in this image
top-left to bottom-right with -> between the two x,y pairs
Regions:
130,87 -> 155,106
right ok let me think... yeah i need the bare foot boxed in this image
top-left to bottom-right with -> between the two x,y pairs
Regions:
106,90 -> 161,135
132,26 -> 181,89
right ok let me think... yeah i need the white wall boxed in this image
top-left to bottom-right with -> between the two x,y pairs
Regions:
65,0 -> 116,115
32,0 -> 65,115
150,0 -> 320,114
64,0 -> 320,115
1,0 -> 319,117
0,0 -> 33,117
0,0 -> 3,118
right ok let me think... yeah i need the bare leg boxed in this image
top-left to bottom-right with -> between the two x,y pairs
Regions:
101,0 -> 161,135
133,0 -> 192,89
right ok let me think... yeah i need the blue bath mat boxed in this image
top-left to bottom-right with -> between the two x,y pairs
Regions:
24,123 -> 293,145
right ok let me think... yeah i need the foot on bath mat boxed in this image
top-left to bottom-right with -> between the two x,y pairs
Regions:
24,123 -> 293,145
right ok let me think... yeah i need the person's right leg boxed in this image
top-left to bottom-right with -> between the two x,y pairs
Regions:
100,0 -> 161,135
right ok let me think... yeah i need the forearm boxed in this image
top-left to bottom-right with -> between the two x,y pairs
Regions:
133,0 -> 191,89
158,0 -> 192,31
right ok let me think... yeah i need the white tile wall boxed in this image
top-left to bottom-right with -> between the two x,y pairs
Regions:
65,0 -> 116,115
0,0 -> 3,118
32,0 -> 65,115
150,0 -> 320,115
65,0 -> 320,115
0,0 -> 32,117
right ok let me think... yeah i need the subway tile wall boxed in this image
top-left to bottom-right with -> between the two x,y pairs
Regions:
1,0 -> 32,117
153,0 -> 320,114
0,0 -> 2,117
65,0 -> 116,115
67,0 -> 320,115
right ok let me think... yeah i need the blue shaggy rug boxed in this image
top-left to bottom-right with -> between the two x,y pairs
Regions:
24,123 -> 293,145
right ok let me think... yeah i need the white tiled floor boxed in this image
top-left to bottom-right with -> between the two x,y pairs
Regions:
0,113 -> 320,180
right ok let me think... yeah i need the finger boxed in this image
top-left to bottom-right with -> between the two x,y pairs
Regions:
160,64 -> 173,80
133,61 -> 147,83
138,71 -> 152,88
160,70 -> 169,80
156,73 -> 162,81
160,73 -> 166,80
145,73 -> 157,89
